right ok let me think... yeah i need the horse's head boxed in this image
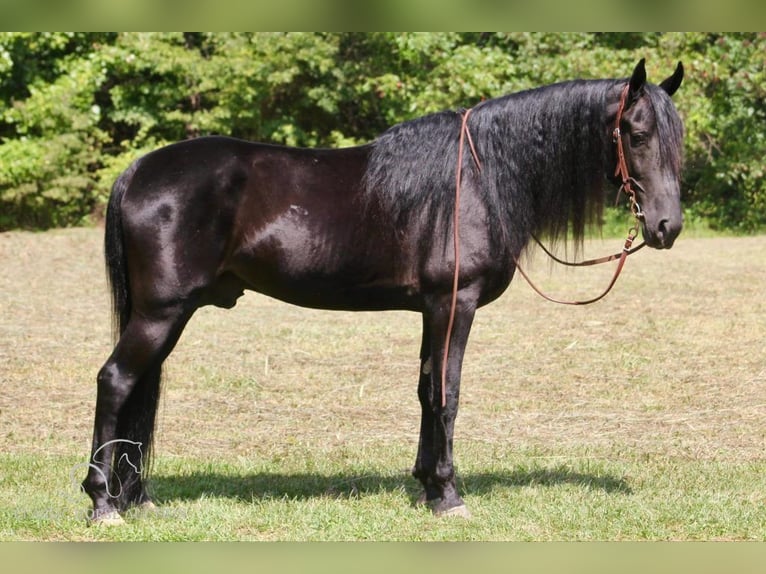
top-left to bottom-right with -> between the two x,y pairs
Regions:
611,59 -> 685,249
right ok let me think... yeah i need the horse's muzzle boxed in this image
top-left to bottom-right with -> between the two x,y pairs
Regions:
644,215 -> 682,249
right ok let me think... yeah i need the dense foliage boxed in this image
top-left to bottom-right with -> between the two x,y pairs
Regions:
1,32 -> 764,231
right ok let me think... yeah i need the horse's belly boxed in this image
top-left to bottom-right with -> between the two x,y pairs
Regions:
239,265 -> 419,311
229,229 -> 419,311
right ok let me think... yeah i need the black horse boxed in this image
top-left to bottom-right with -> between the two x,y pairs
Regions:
83,59 -> 684,524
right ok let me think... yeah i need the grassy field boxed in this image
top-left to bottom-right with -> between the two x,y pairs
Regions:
1,227 -> 765,540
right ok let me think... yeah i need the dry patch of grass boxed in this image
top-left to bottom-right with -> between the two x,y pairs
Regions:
1,228 -> 765,539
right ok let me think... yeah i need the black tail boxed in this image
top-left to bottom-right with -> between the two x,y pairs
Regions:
104,158 -> 162,509
104,160 -> 135,341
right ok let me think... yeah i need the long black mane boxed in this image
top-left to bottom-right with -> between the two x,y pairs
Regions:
365,77 -> 682,256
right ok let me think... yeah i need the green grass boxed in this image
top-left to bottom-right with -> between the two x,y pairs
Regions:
3,448 -> 765,540
2,228 -> 766,540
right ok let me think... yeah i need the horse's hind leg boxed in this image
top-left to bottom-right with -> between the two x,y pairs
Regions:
413,293 -> 476,518
82,303 -> 193,523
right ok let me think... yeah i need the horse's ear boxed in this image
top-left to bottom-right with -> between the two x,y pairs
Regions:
659,61 -> 684,97
628,58 -> 647,101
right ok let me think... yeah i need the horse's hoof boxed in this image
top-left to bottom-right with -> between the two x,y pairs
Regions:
424,496 -> 472,519
88,510 -> 125,527
137,500 -> 157,511
434,504 -> 472,519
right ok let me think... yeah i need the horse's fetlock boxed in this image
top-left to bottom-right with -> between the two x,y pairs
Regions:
433,462 -> 455,485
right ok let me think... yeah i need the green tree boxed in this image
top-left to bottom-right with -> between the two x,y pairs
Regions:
0,33 -> 764,233
0,33 -> 112,228
680,33 -> 766,232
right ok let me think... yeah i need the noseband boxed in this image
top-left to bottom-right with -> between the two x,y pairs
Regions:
440,84 -> 645,406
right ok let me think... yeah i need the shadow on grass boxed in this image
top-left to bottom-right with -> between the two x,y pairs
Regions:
150,464 -> 631,504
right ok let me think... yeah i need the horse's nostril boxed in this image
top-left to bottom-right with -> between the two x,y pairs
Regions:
655,218 -> 681,248
658,219 -> 669,239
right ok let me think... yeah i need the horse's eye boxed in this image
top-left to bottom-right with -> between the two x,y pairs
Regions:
630,132 -> 648,147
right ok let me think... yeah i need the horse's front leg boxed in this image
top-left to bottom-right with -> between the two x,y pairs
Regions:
413,293 -> 476,518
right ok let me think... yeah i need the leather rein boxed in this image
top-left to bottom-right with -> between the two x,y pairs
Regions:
440,83 -> 643,406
